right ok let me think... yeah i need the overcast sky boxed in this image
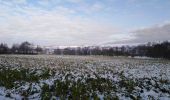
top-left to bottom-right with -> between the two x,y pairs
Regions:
0,0 -> 170,46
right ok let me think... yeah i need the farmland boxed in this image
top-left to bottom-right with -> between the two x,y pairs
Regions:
0,55 -> 170,100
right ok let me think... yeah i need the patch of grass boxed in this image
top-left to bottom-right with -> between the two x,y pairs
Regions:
0,67 -> 53,89
39,75 -> 117,99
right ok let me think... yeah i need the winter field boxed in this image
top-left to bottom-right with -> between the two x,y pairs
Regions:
0,55 -> 170,100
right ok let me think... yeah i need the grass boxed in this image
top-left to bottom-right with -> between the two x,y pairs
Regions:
0,67 -> 53,89
40,76 -> 116,100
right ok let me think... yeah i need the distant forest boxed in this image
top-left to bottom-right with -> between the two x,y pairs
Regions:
0,41 -> 170,59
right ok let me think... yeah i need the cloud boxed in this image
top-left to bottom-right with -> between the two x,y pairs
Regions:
81,2 -> 104,14
13,0 -> 27,4
0,1 -> 121,46
108,23 -> 170,45
89,3 -> 103,12
67,0 -> 82,3
132,23 -> 170,42
0,0 -> 27,5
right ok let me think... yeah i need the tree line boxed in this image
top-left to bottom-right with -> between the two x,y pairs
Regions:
0,41 -> 43,54
54,41 -> 170,59
0,41 -> 170,59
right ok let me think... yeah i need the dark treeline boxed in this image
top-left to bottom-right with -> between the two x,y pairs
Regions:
54,41 -> 170,59
54,47 -> 127,56
0,41 -> 170,59
0,41 -> 43,54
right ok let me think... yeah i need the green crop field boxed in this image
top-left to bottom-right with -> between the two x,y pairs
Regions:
0,55 -> 169,100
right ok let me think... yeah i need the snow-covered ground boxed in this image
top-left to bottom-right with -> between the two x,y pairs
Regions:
0,55 -> 169,100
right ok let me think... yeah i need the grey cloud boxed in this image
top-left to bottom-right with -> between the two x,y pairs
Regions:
132,23 -> 170,43
108,23 -> 170,45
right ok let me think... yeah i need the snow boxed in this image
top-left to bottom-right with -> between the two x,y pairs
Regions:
0,55 -> 170,99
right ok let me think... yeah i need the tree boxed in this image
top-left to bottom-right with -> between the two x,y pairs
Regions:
11,44 -> 20,54
35,45 -> 43,54
19,41 -> 33,54
0,43 -> 9,54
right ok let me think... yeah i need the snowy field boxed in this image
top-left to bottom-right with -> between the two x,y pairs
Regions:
0,55 -> 170,100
